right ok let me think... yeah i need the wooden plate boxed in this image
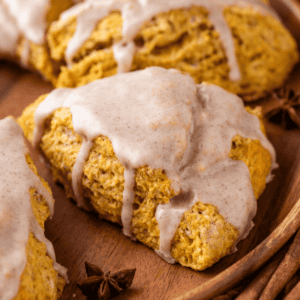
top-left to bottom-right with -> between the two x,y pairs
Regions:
1,1 -> 300,299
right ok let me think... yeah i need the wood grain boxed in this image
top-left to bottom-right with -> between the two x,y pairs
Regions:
1,4 -> 300,295
0,63 -> 298,300
175,199 -> 300,300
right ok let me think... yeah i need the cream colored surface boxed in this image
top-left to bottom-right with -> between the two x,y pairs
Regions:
18,93 -> 273,271
0,0 -> 50,56
0,117 -> 67,300
0,0 -> 74,66
43,0 -> 298,100
30,68 -> 276,263
2,0 -> 50,44
0,4 -> 19,56
58,0 -> 277,81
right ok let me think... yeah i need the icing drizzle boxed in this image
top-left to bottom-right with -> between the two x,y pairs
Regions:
32,67 -> 277,263
0,0 -> 50,56
0,118 -> 68,300
60,0 -> 279,81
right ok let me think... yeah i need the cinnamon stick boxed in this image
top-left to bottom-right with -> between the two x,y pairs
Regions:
235,251 -> 283,300
174,199 -> 300,300
258,228 -> 300,300
211,287 -> 244,300
284,270 -> 300,296
284,280 -> 300,300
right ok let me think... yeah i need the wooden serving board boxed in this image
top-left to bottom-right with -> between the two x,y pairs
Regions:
1,1 -> 300,299
0,65 -> 299,300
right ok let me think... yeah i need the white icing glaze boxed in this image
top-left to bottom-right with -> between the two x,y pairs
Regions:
20,39 -> 30,68
2,0 -> 50,44
155,159 -> 256,262
0,0 -> 50,57
72,140 -> 94,210
60,0 -> 279,81
32,67 -> 276,263
0,118 -> 68,300
0,3 -> 19,56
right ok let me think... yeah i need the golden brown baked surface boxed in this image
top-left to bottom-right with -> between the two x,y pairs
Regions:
29,4 -> 299,100
11,0 -> 74,67
12,154 -> 66,300
18,95 -> 272,271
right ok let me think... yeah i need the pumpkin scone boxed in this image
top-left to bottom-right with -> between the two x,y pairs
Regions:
19,67 -> 276,271
33,0 -> 299,100
0,117 -> 68,300
0,0 -> 74,79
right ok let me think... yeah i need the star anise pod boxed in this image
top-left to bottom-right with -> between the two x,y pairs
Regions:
77,262 -> 136,300
264,86 -> 300,129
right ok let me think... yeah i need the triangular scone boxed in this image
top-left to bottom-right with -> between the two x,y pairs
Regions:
33,0 -> 298,100
18,67 -> 276,270
0,117 -> 68,300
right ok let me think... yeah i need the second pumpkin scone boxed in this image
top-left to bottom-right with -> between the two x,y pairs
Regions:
35,0 -> 298,100
0,117 -> 68,300
19,67 -> 276,271
0,0 -> 74,81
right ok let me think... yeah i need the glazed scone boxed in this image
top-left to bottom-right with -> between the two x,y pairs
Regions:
0,117 -> 68,300
34,0 -> 299,100
19,67 -> 276,270
0,0 -> 74,72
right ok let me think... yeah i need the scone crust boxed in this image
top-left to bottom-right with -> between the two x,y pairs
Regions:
18,98 -> 271,270
12,154 -> 66,299
38,4 -> 299,100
